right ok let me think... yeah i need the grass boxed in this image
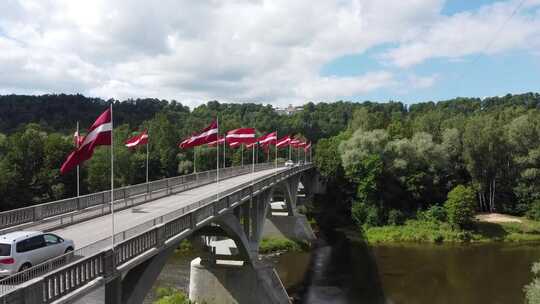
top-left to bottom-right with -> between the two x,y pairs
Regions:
363,217 -> 540,244
174,240 -> 194,256
259,237 -> 310,254
154,287 -> 196,304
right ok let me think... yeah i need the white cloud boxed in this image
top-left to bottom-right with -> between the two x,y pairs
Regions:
0,0 -> 537,106
383,0 -> 540,68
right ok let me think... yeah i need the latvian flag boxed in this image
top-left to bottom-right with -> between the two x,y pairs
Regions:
290,138 -> 301,148
258,132 -> 277,146
208,136 -> 225,147
226,128 -> 255,144
304,142 -> 312,152
229,141 -> 242,149
276,136 -> 291,148
125,130 -> 148,149
61,108 -> 112,174
179,121 -> 218,149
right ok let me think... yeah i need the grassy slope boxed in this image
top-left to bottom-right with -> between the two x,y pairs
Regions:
259,237 -> 310,254
363,217 -> 540,244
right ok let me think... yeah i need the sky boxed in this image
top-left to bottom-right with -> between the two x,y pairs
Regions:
0,0 -> 539,107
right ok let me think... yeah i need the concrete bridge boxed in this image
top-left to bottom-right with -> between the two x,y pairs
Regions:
0,162 -> 324,304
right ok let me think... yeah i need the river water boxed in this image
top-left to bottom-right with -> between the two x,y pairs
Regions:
146,235 -> 540,304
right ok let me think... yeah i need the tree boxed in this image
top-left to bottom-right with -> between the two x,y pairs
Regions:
444,185 -> 476,230
463,116 -> 512,212
314,132 -> 349,178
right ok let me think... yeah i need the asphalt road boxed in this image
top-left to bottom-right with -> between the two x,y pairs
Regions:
50,167 -> 284,251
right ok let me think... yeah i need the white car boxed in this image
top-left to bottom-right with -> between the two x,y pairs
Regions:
285,160 -> 294,167
0,231 -> 75,277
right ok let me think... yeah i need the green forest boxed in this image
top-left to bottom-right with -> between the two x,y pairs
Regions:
0,92 -> 539,226
314,92 -> 540,242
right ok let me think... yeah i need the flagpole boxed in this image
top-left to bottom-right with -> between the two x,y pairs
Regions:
251,144 -> 255,184
223,138 -> 226,168
241,145 -> 244,167
194,147 -> 197,173
289,144 -> 291,161
146,131 -> 149,184
76,121 -> 80,197
110,104 -> 115,250
216,117 -> 220,200
274,131 -> 277,169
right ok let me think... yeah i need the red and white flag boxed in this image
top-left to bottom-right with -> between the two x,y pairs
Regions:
297,141 -> 307,148
229,141 -> 242,149
179,121 -> 218,149
125,130 -> 148,149
304,142 -> 312,152
276,136 -> 291,148
226,128 -> 255,144
207,136 -> 225,147
290,138 -> 301,147
258,132 -> 277,146
246,141 -> 257,149
61,108 -> 112,174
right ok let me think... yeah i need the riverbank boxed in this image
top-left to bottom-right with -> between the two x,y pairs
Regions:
357,215 -> 540,244
259,236 -> 311,254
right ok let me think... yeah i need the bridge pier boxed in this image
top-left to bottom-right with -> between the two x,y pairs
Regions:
264,213 -> 316,242
189,258 -> 290,304
263,177 -> 316,242
189,190 -> 291,304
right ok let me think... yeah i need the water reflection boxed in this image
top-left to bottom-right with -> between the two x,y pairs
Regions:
372,243 -> 540,304
276,231 -> 540,304
289,230 -> 385,304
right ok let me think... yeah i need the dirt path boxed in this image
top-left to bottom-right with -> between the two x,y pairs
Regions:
476,213 -> 523,223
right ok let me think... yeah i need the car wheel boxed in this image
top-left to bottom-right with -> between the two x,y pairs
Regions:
65,247 -> 74,254
19,263 -> 32,272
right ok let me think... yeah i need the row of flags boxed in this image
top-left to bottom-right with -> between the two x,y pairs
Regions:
178,122 -> 310,152
59,108 -> 311,175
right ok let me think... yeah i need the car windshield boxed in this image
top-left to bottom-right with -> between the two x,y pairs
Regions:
0,244 -> 11,256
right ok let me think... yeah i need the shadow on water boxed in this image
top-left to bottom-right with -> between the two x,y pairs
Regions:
295,227 -> 386,304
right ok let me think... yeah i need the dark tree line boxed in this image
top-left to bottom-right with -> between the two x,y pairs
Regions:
0,92 -> 539,216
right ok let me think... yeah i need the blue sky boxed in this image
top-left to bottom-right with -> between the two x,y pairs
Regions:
0,0 -> 539,106
319,0 -> 540,104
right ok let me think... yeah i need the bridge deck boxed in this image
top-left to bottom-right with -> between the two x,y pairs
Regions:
23,167 -> 284,251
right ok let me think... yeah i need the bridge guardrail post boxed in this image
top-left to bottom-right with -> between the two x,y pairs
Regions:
156,225 -> 166,248
190,212 -> 196,229
76,196 -> 82,211
33,205 -> 43,222
104,248 -> 117,280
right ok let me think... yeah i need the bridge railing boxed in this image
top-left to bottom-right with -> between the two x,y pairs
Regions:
0,162 -> 291,297
0,164 -> 313,303
0,162 -> 280,233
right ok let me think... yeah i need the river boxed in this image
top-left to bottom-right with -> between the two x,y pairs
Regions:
145,234 -> 540,304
